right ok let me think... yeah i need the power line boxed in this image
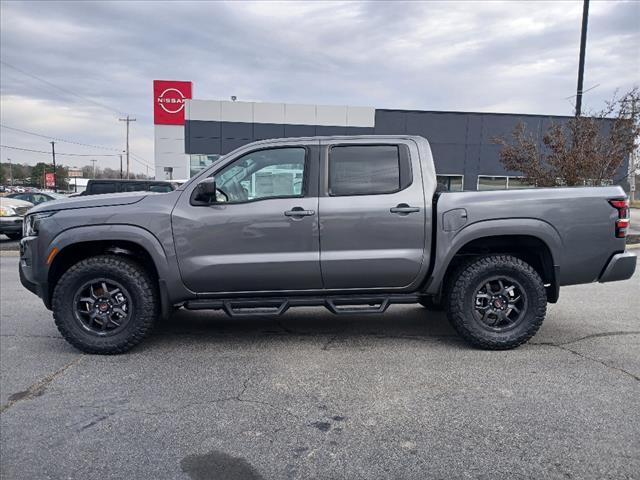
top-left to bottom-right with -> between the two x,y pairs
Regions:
0,60 -> 128,116
0,124 -> 124,152
129,151 -> 153,168
0,144 -> 120,157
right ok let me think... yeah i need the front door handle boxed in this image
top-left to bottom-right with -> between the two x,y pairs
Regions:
284,207 -> 315,217
390,204 -> 420,214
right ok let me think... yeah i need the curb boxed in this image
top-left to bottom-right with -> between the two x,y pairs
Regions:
0,251 -> 20,257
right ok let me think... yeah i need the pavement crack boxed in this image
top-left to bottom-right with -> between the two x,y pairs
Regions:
321,334 -> 339,351
100,375 -> 302,420
543,343 -> 640,382
553,331 -> 640,346
235,373 -> 301,420
0,356 -> 84,414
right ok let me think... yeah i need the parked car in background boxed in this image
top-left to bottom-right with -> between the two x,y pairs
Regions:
0,196 -> 33,240
80,179 -> 177,196
6,191 -> 67,205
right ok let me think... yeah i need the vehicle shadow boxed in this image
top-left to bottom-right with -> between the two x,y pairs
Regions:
145,304 -> 463,349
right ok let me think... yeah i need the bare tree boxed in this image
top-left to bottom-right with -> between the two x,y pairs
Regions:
493,87 -> 640,188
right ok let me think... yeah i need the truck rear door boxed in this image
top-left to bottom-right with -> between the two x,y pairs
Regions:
318,138 -> 427,289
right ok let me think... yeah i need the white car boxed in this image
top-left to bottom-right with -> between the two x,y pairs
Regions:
0,196 -> 33,240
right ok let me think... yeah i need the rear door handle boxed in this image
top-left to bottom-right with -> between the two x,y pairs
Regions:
390,204 -> 420,214
284,207 -> 315,217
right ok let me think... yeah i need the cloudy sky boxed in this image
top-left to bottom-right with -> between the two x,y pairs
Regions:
1,0 -> 638,173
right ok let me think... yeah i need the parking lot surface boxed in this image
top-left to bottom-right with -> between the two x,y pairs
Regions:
1,255 -> 639,479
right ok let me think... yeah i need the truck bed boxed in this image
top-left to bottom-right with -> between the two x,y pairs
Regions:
430,186 -> 628,292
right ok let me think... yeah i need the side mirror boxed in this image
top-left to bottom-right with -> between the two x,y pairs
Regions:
193,177 -> 217,204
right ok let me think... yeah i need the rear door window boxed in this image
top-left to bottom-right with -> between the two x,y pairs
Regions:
328,145 -> 404,196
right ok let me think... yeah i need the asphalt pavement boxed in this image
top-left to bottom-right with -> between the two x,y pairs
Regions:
1,254 -> 639,479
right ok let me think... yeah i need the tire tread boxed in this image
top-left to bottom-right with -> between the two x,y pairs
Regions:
446,254 -> 547,350
52,255 -> 157,354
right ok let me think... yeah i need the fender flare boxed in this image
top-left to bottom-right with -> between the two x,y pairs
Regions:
425,218 -> 563,296
47,224 -> 176,316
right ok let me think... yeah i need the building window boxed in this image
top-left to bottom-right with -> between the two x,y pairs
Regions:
436,175 -> 464,192
477,176 -> 535,190
478,176 -> 508,190
329,145 -> 402,196
190,154 -> 221,177
507,177 -> 535,189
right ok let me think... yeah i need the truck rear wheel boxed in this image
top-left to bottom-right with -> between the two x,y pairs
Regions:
52,255 -> 158,354
446,255 -> 546,350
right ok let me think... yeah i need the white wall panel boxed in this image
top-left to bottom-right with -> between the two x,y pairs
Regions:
253,102 -> 285,124
347,106 -> 376,127
187,100 -> 221,121
284,104 -> 316,125
316,105 -> 348,127
220,101 -> 253,122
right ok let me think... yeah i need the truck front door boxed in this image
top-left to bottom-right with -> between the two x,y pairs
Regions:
318,139 -> 427,289
172,142 -> 322,293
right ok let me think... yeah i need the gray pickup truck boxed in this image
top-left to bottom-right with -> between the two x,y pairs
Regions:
19,135 -> 636,354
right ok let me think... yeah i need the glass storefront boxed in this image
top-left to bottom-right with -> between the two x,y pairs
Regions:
190,154 -> 221,177
477,176 -> 535,190
436,175 -> 464,192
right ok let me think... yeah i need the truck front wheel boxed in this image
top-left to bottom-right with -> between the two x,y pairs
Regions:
52,255 -> 158,354
446,255 -> 546,350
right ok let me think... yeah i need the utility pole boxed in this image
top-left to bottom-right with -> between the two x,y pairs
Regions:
50,141 -> 57,192
91,159 -> 98,179
119,153 -> 123,179
7,158 -> 13,186
575,0 -> 590,117
119,115 -> 136,179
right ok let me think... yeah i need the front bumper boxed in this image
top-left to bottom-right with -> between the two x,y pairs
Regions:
19,236 -> 50,307
0,216 -> 23,234
599,251 -> 637,283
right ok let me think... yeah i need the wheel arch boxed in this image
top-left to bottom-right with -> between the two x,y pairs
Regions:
426,219 -> 562,303
45,225 -> 174,317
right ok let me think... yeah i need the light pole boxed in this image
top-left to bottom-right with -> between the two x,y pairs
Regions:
7,157 -> 13,186
119,115 -> 136,179
575,0 -> 590,116
50,141 -> 57,192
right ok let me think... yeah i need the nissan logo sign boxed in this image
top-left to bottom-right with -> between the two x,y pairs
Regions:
157,88 -> 186,114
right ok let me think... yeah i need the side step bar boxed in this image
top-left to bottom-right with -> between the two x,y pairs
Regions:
185,294 -> 420,318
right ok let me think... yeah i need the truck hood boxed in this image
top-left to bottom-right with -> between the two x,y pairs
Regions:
29,192 -> 149,213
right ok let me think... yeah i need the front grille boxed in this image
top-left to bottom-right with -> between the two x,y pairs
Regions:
14,207 -> 30,216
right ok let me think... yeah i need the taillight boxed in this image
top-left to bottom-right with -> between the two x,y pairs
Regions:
609,198 -> 630,238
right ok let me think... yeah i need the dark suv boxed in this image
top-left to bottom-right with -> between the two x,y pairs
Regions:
81,180 -> 177,195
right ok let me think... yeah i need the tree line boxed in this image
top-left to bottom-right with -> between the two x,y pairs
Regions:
0,162 -> 150,190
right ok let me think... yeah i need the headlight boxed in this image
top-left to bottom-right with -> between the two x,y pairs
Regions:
23,212 -> 56,237
0,206 -> 17,217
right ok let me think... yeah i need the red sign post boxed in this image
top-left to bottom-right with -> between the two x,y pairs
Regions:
153,80 -> 193,125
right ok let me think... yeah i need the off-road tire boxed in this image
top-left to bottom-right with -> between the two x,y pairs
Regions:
52,255 -> 158,354
5,232 -> 21,240
446,255 -> 546,350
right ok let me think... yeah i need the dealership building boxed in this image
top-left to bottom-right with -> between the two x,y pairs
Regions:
153,80 -> 631,192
